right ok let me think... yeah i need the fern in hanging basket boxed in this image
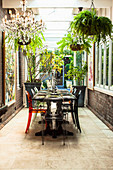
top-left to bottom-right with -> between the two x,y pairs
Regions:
70,9 -> 112,43
70,10 -> 98,36
96,16 -> 113,42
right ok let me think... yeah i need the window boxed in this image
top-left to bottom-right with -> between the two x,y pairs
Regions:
106,42 -> 109,86
5,34 -> 15,104
112,42 -> 113,86
95,37 -> 113,91
17,46 -> 21,88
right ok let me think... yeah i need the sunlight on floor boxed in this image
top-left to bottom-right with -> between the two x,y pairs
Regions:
0,107 -> 113,169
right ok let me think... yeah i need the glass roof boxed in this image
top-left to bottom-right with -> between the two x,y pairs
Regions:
37,8 -> 75,50
2,0 -> 112,50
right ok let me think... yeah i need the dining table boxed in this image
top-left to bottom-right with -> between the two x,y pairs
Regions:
32,89 -> 81,138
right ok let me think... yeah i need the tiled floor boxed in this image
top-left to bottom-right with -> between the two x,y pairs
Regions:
0,107 -> 113,170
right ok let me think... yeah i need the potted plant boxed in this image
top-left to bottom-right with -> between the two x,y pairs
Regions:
57,32 -> 91,54
66,62 -> 88,85
65,53 -> 88,107
70,9 -> 112,43
24,49 -> 56,106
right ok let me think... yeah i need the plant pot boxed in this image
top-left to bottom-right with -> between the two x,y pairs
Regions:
72,85 -> 86,107
24,82 -> 41,107
70,44 -> 84,51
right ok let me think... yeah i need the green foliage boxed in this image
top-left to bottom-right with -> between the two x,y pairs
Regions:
70,10 -> 112,44
5,31 -> 46,82
5,30 -> 44,53
39,50 -> 64,82
54,49 -> 74,56
70,10 -> 98,37
97,16 -> 113,42
66,62 -> 88,85
63,49 -> 74,56
43,81 -> 47,89
65,52 -> 87,85
57,33 -> 73,52
57,32 -> 91,54
76,51 -> 82,67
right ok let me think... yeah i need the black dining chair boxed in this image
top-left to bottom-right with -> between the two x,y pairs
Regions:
62,88 -> 81,133
61,89 -> 76,126
72,88 -> 81,133
41,98 -> 67,145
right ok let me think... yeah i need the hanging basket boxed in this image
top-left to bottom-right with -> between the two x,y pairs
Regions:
18,38 -> 31,45
70,44 -> 84,51
83,28 -> 97,36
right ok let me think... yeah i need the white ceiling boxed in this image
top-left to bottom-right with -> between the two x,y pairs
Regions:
2,0 -> 112,8
2,0 -> 113,50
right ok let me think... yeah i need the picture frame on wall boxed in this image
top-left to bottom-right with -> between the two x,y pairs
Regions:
88,43 -> 95,90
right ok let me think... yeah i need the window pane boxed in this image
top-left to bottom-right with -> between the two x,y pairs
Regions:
5,39 -> 15,104
101,44 -> 104,85
111,42 -> 113,86
97,46 -> 99,84
106,42 -> 109,86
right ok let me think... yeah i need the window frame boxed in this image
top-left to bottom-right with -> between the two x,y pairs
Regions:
4,32 -> 16,105
95,37 -> 113,94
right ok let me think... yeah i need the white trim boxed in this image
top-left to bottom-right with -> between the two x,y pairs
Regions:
73,51 -> 76,85
108,39 -> 112,89
110,86 -> 113,90
95,43 -> 98,85
103,43 -> 106,88
99,44 -> 102,87
7,100 -> 16,107
17,50 -> 20,89
94,86 -> 113,96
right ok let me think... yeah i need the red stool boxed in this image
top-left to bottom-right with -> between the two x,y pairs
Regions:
25,91 -> 47,133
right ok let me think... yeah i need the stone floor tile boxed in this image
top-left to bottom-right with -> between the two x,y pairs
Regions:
0,107 -> 113,170
102,129 -> 113,138
11,159 -> 44,169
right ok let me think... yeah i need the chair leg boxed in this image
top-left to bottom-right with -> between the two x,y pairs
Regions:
74,101 -> 81,133
63,117 -> 66,146
25,111 -> 32,133
70,103 -> 75,125
42,115 -> 44,145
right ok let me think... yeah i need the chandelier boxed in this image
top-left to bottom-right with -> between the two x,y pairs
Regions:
2,0 -> 45,45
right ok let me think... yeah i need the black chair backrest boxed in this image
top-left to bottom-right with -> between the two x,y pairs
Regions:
72,88 -> 81,99
72,87 -> 77,95
34,87 -> 38,93
31,89 -> 35,96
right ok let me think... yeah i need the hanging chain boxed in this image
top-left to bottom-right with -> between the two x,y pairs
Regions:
90,0 -> 95,10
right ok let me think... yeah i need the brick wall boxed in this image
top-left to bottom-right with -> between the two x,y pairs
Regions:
0,0 -> 24,123
88,89 -> 113,130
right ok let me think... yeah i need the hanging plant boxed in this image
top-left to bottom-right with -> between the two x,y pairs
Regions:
70,44 -> 84,51
70,9 -> 112,43
96,16 -> 113,42
57,32 -> 91,53
70,10 -> 98,36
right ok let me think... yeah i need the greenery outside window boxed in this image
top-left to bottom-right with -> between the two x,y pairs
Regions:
95,37 -> 113,92
17,47 -> 21,89
5,34 -> 15,104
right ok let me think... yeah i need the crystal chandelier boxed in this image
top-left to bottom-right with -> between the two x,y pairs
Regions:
2,0 -> 45,45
